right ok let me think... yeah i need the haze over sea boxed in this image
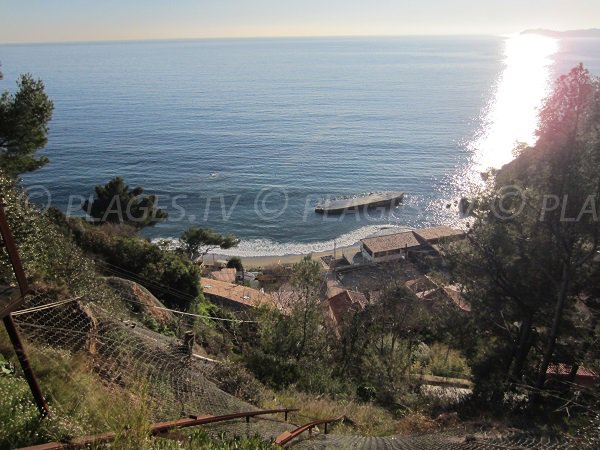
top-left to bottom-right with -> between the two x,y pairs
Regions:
1,35 -> 599,256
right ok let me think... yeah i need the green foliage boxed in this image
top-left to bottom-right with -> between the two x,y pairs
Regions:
245,257 -> 332,392
0,172 -> 118,312
178,429 -> 280,450
289,256 -> 326,361
0,73 -> 54,176
245,349 -> 300,388
226,256 -> 243,272
179,226 -> 239,261
67,219 -> 202,311
208,360 -> 264,405
446,64 -> 600,403
0,374 -> 86,448
359,336 -> 418,404
82,177 -> 167,229
424,343 -> 471,379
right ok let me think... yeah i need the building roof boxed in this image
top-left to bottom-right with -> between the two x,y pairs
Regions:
413,226 -> 465,242
360,227 -> 464,255
327,290 -> 367,327
210,268 -> 237,283
361,231 -> 421,254
546,363 -> 598,378
201,277 -> 272,308
442,286 -> 471,312
405,276 -> 438,294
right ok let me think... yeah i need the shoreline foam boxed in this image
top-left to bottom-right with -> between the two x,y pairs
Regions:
153,224 -> 409,259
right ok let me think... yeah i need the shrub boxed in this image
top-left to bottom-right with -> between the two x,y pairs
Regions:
0,374 -> 87,448
425,343 -> 471,379
226,257 -> 243,272
208,360 -> 265,405
67,219 -> 202,311
245,351 -> 299,389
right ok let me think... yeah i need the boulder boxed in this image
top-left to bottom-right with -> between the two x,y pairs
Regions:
105,277 -> 175,326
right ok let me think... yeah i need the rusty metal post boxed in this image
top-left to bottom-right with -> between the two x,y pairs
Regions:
0,201 -> 50,417
3,315 -> 49,416
183,331 -> 195,357
0,204 -> 29,296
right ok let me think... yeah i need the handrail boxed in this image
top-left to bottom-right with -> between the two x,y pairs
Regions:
19,408 -> 298,450
275,415 -> 346,446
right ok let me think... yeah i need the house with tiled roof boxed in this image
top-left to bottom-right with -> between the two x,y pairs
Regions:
412,226 -> 465,245
209,268 -> 237,283
360,231 -> 422,263
546,363 -> 598,387
201,277 -> 272,311
360,227 -> 464,263
326,290 -> 368,330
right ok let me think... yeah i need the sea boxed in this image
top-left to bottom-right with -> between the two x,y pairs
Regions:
1,35 -> 599,256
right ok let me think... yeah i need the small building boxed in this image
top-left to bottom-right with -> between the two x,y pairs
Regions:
201,277 -> 272,311
546,363 -> 598,388
360,231 -> 422,263
405,276 -> 439,299
412,226 -> 465,245
209,268 -> 237,283
360,227 -> 465,263
326,290 -> 367,330
441,286 -> 471,312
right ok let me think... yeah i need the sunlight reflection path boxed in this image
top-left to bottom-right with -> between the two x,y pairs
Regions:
466,33 -> 558,184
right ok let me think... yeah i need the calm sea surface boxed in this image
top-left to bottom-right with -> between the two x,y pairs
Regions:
1,36 -> 599,255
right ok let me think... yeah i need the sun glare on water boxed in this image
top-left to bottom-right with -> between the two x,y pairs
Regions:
469,34 -> 558,176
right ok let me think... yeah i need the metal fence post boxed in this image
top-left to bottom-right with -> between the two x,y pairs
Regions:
0,201 -> 50,417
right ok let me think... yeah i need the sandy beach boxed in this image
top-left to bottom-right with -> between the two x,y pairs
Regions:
210,244 -> 360,270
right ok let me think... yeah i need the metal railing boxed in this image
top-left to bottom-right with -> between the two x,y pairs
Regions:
275,415 -> 346,446
19,408 -> 298,450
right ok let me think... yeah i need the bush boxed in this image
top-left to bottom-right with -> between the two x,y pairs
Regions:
245,350 -> 300,389
208,360 -> 265,405
0,374 -> 87,448
226,257 -> 243,272
67,219 -> 202,311
425,343 -> 471,379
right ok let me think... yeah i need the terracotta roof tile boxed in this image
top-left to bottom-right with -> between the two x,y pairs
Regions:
201,277 -> 272,308
547,363 -> 598,378
327,290 -> 367,327
361,231 -> 421,253
413,226 -> 465,242
210,268 -> 237,283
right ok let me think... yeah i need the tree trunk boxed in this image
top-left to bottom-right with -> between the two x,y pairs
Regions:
511,312 -> 533,381
567,363 -> 579,383
536,263 -> 571,389
296,291 -> 310,360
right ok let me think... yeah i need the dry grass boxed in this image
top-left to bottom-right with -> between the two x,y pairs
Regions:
261,389 -> 440,437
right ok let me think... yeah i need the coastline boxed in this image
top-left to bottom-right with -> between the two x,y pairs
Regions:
171,224 -> 412,269
209,244 -> 361,269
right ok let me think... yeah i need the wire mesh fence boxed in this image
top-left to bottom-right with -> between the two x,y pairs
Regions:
7,288 -> 295,443
7,288 -> 597,449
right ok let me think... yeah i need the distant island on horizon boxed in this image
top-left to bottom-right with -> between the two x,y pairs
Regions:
522,28 -> 600,38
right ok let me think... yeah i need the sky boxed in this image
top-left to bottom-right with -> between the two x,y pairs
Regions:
0,0 -> 598,44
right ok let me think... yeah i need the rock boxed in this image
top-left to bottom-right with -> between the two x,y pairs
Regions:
105,277 -> 175,326
436,412 -> 460,426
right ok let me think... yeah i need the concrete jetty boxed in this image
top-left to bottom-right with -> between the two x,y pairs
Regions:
315,192 -> 404,214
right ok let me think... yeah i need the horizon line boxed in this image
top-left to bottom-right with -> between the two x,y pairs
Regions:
0,32 -> 510,46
